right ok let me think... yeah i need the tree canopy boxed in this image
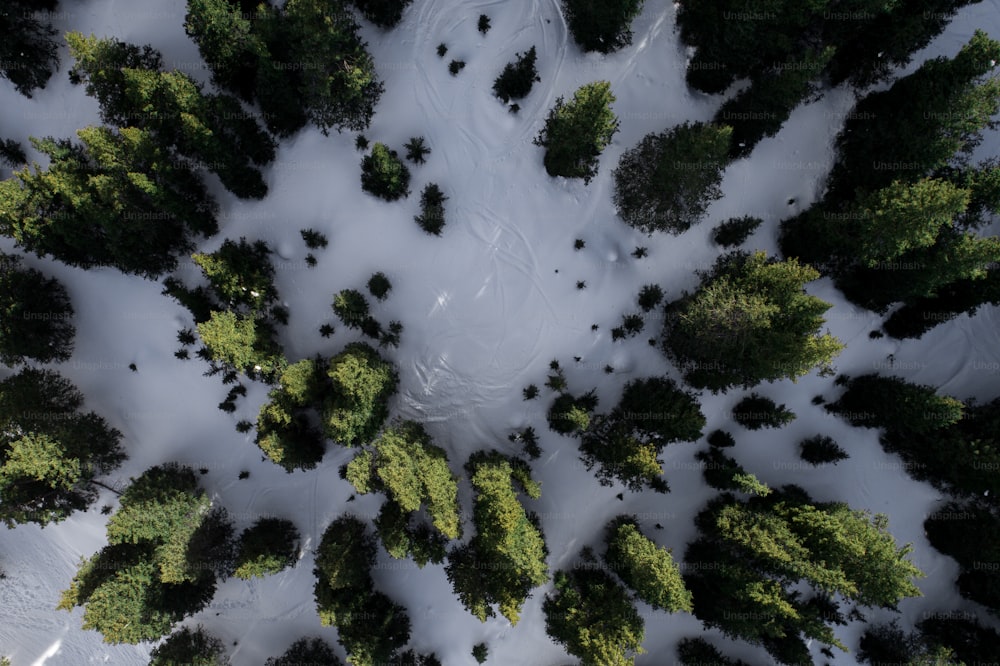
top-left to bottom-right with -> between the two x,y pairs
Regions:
534,81 -> 619,183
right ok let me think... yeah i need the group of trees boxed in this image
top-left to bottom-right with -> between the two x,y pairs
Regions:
445,451 -> 548,625
184,0 -> 383,137
0,252 -> 75,364
661,251 -> 844,392
685,485 -> 923,664
344,420 -> 462,566
860,617 -> 1000,665
677,0 -> 976,155
780,31 -> 1000,337
577,377 -> 706,492
313,515 -> 412,665
0,368 -> 125,527
58,464 -> 234,643
561,0 -> 645,54
544,515 -> 692,665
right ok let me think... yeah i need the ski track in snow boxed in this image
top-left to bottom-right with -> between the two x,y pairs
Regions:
2,0 -> 1000,664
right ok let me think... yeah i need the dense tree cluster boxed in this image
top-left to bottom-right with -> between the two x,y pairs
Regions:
233,517 -> 300,579
185,0 -> 383,136
0,0 -> 60,97
662,251 -> 843,392
149,626 -> 229,666
493,47 -> 540,105
322,342 -> 398,446
350,0 -> 413,27
826,374 -> 1000,496
345,421 -> 461,565
0,369 -> 124,527
579,377 -> 705,492
603,516 -> 692,612
0,127 -> 218,278
446,451 -> 548,624
58,464 -> 234,643
255,358 -> 325,470
612,122 -> 732,234
858,618 -> 999,666
561,0 -> 644,54
780,32 -> 1000,332
265,637 -> 342,666
534,82 -> 619,183
0,253 -> 75,364
925,500 -> 1000,614
67,33 -> 275,199
685,486 -> 923,664
313,515 -> 411,665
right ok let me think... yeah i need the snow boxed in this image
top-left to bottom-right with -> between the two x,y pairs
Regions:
2,0 -> 1000,664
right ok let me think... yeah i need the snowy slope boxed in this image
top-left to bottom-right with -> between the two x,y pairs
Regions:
2,0 -> 1000,664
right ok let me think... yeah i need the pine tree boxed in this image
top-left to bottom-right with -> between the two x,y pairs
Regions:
266,637 -> 342,666
544,549 -> 646,665
534,82 -> 619,183
184,0 -> 264,100
233,518 -> 300,579
196,310 -> 286,382
150,626 -> 229,666
827,374 -> 963,435
446,452 -> 548,624
59,464 -> 233,643
561,0 -> 645,54
322,343 -> 398,446
662,251 -> 843,391
799,435 -> 848,465
193,238 -> 278,314
0,1 -> 60,97
0,253 -> 75,364
603,516 -> 693,612
696,447 -> 772,497
403,136 -> 430,164
731,393 -> 796,430
676,638 -> 751,666
925,500 -> 1000,614
613,122 -> 732,234
712,216 -> 763,248
255,358 -> 326,471
0,127 -> 218,278
66,33 -> 276,199
350,0 -> 414,28
0,368 -> 124,527
415,183 -> 448,235
361,143 -> 411,200
493,47 -> 540,104
547,391 -> 598,435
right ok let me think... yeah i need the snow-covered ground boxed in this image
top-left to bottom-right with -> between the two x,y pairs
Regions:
2,0 -> 1000,664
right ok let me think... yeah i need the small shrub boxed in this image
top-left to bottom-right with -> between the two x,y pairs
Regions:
472,642 -> 488,663
622,313 -> 644,335
547,391 -> 598,435
319,323 -> 335,338
360,143 -> 411,201
305,254 -> 317,267
404,136 -> 430,164
632,246 -> 647,258
236,420 -> 254,433
300,229 -> 328,249
437,43 -> 448,57
493,46 -> 540,103
379,320 -> 403,348
574,238 -> 585,250
799,435 -> 849,465
415,183 -> 448,235
367,272 -> 392,300
449,60 -> 466,75
477,14 -> 491,34
177,328 -> 197,345
707,429 -> 735,448
576,281 -> 586,289
637,284 -> 664,311
523,384 -> 539,400
333,289 -> 370,328
732,393 -> 796,430
355,134 -> 369,150
712,216 -> 764,247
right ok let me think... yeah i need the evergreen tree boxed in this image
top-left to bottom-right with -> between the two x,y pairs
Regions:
196,310 -> 286,382
685,487 -> 923,664
322,343 -> 398,446
918,616 -> 1000,665
547,391 -> 598,435
0,1 -> 60,97
350,0 -> 413,28
149,626 -> 229,666
676,638 -> 751,666
361,143 -> 411,200
0,368 -> 124,527
0,253 -> 75,364
313,515 -> 411,665
534,82 -> 619,183
925,500 -> 1000,614
712,216 -> 763,248
662,251 -> 843,391
0,139 -> 26,169
731,393 -> 796,430
415,183 -> 448,235
613,123 -> 731,234
543,549 -> 645,665
233,518 -> 300,579
696,448 -> 772,497
266,637 -> 342,666
403,136 -> 430,164
59,464 -> 234,643
472,643 -> 488,664
827,374 -> 964,435
561,0 -> 644,54
603,516 -> 692,612
0,127 -> 218,278
193,238 -> 278,314
799,435 -> 848,465
345,420 -> 461,563
446,451 -> 548,624
255,358 -> 326,471
66,33 -> 275,199
493,47 -> 540,104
